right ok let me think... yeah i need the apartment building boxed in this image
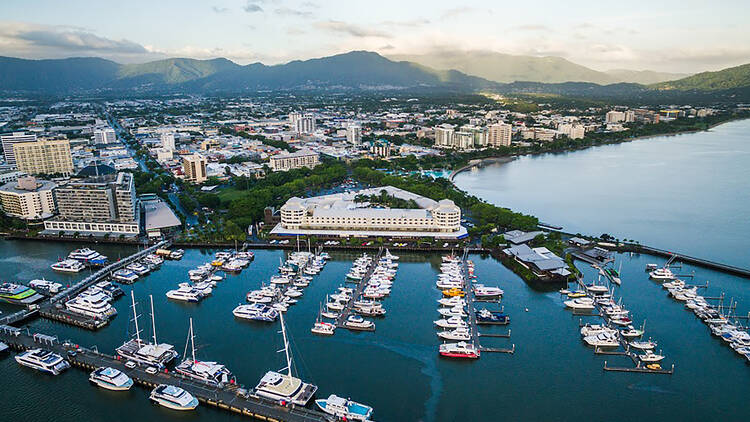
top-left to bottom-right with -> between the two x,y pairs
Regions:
0,176 -> 57,220
269,149 -> 320,171
182,154 -> 208,183
13,139 -> 74,176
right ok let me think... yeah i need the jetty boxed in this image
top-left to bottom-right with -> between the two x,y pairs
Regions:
334,248 -> 383,332
0,326 -> 329,422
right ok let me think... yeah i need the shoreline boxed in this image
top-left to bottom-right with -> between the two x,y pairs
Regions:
449,116 -> 749,182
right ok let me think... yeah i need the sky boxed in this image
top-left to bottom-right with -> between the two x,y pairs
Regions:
1,0 -> 749,73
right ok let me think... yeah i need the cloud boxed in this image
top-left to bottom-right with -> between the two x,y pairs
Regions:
15,29 -> 148,53
314,20 -> 391,38
212,6 -> 229,13
274,7 -> 313,18
513,24 -> 551,32
243,1 -> 263,13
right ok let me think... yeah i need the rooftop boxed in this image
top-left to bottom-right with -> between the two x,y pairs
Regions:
142,198 -> 181,230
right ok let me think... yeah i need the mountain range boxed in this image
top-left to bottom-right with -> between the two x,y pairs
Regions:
0,51 -> 749,102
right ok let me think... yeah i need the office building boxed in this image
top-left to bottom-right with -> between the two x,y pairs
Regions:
0,176 -> 57,220
43,172 -> 139,235
269,149 -> 320,171
1,132 -> 36,166
93,127 -> 117,145
346,125 -> 362,145
161,132 -> 176,150
271,186 -> 466,239
182,154 -> 208,183
488,122 -> 512,147
13,139 -> 74,176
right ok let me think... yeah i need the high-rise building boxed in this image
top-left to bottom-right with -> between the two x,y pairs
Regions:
93,127 -> 117,145
557,123 -> 586,140
460,125 -> 488,148
160,132 -> 176,150
289,112 -> 302,129
488,123 -> 512,147
434,124 -> 455,147
43,172 -> 139,235
295,114 -> 316,134
346,125 -> 362,145
13,139 -> 74,176
182,154 -> 207,183
0,176 -> 57,220
452,131 -> 474,149
605,111 -> 626,124
1,132 -> 37,166
269,149 -> 320,171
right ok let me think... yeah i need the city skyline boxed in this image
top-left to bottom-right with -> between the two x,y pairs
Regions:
1,0 -> 749,73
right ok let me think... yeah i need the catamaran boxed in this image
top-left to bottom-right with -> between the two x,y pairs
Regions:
175,318 -> 234,386
0,282 -> 44,305
315,395 -> 374,421
150,384 -> 199,411
15,348 -> 70,375
116,292 -> 178,369
254,312 -> 317,406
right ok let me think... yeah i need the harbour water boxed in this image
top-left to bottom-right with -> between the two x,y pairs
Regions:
454,118 -> 750,268
0,240 -> 749,421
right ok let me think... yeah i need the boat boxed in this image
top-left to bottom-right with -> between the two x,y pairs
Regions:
566,291 -> 587,298
29,279 -> 63,295
321,311 -> 339,319
65,292 -> 117,319
179,282 -> 212,297
646,363 -> 663,371
112,269 -> 139,284
649,268 -> 676,280
438,297 -> 466,307
563,297 -> 595,310
233,303 -> 279,322
344,315 -> 375,330
50,259 -> 85,273
126,262 -> 150,276
0,282 -> 44,305
316,395 -> 374,421
620,327 -> 645,338
473,284 -> 504,298
638,350 -> 665,362
116,293 -> 178,369
585,282 -> 609,294
150,384 -> 199,411
434,316 -> 468,329
89,367 -> 134,391
439,341 -> 480,359
437,327 -> 472,341
311,305 -> 336,335
175,318 -> 234,386
442,288 -> 466,298
629,340 -> 657,350
475,308 -> 510,324
95,281 -> 124,299
166,285 -> 202,303
68,248 -> 108,265
254,313 -> 318,406
583,333 -> 619,347
645,263 -> 658,270
604,264 -> 622,285
15,348 -> 70,375
580,324 -> 616,337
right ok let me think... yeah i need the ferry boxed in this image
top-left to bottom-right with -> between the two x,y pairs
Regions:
0,282 -> 44,305
68,248 -> 108,265
233,303 -> 279,322
439,341 -> 480,359
89,367 -> 134,391
315,395 -> 374,421
175,319 -> 234,386
150,384 -> 199,411
15,348 -> 70,375
65,292 -> 117,319
50,259 -> 85,273
29,279 -> 63,295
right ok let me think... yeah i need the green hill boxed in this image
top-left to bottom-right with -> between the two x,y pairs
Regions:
653,63 -> 750,91
604,69 -> 687,85
117,57 -> 239,84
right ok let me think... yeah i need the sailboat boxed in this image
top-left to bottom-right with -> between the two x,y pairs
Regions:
175,318 -> 234,386
116,292 -> 178,369
311,303 -> 335,335
254,312 -> 318,406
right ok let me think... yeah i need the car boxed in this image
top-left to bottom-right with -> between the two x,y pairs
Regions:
443,243 -> 449,247
125,361 -> 137,369
145,366 -> 158,374
269,240 -> 277,244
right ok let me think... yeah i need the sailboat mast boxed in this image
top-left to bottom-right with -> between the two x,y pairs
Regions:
190,317 -> 196,363
279,312 -> 293,377
150,295 -> 157,345
131,291 -> 141,343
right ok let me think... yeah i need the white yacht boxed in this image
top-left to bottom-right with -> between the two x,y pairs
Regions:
344,315 -> 375,330
638,350 -> 665,362
649,268 -> 676,280
179,282 -> 212,297
50,259 -> 85,273
112,269 -> 138,283
68,248 -> 108,265
29,279 -> 63,295
564,297 -> 595,310
316,395 -> 374,421
434,316 -> 468,329
583,333 -> 619,347
89,367 -> 134,391
166,286 -> 202,303
438,306 -> 467,317
65,292 -> 117,319
126,262 -> 150,276
437,328 -> 472,341
175,318 -> 233,386
233,303 -> 279,322
116,293 -> 178,369
254,313 -> 318,406
473,284 -> 504,298
629,340 -> 657,350
580,324 -> 617,337
15,348 -> 70,375
150,384 -> 199,411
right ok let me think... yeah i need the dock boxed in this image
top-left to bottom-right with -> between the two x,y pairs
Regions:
334,248 -> 383,332
0,327 -> 329,422
612,244 -> 750,279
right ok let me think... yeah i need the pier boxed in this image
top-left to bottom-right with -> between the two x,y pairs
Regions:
334,248 -> 383,332
0,326 -> 329,422
608,244 -> 750,279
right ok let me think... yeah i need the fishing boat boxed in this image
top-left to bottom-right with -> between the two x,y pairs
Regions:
254,313 -> 318,406
50,259 -> 85,273
89,367 -> 134,391
15,348 -> 70,375
233,303 -> 279,322
0,283 -> 44,305
175,318 -> 234,386
116,293 -> 178,369
150,385 -> 199,411
344,315 -> 375,331
439,341 -> 480,359
315,395 -> 374,421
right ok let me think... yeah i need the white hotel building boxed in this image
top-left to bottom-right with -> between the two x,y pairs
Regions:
271,186 -> 467,239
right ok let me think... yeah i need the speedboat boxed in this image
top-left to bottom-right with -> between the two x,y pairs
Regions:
89,367 -> 134,391
166,286 -> 202,303
0,283 -> 44,305
29,279 -> 63,295
15,348 -> 70,375
233,303 -> 279,322
150,385 -> 199,411
439,341 -> 480,359
316,395 -> 373,421
50,259 -> 85,273
638,350 -> 665,362
344,315 -> 375,330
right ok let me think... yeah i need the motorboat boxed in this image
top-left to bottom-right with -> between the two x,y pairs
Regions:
29,279 -> 63,295
619,327 -> 645,338
112,269 -> 138,284
15,348 -> 70,375
166,286 -> 202,303
254,313 -> 318,406
434,316 -> 468,329
580,324 -> 617,337
473,284 -> 504,298
438,297 -> 466,307
246,291 -> 273,303
89,367 -> 134,391
439,341 -> 480,359
316,395 -> 374,421
437,328 -> 472,341
638,350 -> 665,362
284,287 -> 304,298
233,303 -> 279,322
0,283 -> 44,305
95,281 -> 124,299
150,385 -> 199,411
68,248 -> 108,265
326,301 -> 346,311
65,292 -> 117,319
442,288 -> 466,298
50,259 -> 85,273
270,275 -> 291,285
169,249 -> 185,260
321,311 -> 339,319
649,268 -> 676,280
564,297 -> 595,310
583,333 -> 619,348
116,293 -> 178,369
344,315 -> 375,330
629,340 -> 657,350
584,283 -> 609,294
475,308 -> 510,324
176,319 -> 234,386
610,315 -> 633,326
126,262 -> 150,276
